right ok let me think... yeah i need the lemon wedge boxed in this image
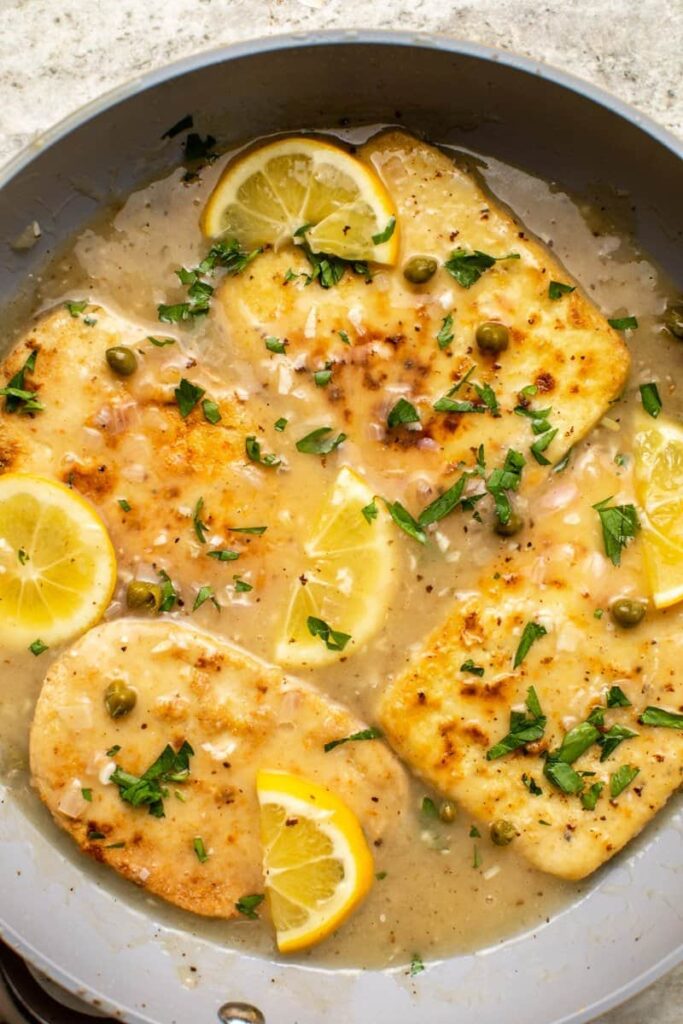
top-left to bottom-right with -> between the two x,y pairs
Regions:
256,769 -> 373,952
0,474 -> 117,648
634,412 -> 683,608
201,136 -> 399,264
274,466 -> 396,667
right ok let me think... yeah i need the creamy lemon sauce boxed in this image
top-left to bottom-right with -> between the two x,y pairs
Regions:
1,126 -> 681,969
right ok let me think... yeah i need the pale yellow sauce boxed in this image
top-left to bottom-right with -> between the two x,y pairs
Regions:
1,126 -> 680,969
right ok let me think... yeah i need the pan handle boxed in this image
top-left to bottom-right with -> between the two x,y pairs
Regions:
0,942 -> 117,1024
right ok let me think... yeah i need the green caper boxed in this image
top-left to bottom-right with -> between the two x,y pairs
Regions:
663,302 -> 683,340
494,510 -> 524,537
126,580 -> 162,612
438,800 -> 457,824
610,598 -> 646,628
403,256 -> 438,285
104,678 -> 137,719
106,346 -> 138,377
476,321 -> 509,355
490,819 -> 516,846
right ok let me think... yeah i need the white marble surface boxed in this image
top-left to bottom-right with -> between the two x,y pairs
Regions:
0,1 -> 681,1023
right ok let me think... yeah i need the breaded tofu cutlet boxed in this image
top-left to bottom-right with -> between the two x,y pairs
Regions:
379,452 -> 683,880
216,130 -> 630,491
30,619 -> 407,917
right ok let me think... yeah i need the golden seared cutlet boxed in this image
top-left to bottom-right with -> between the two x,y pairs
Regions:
216,130 -> 630,491
30,619 -> 407,917
379,452 -> 683,881
0,304 -> 279,602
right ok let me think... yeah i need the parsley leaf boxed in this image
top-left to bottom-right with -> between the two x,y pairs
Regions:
235,893 -> 265,919
387,397 -> 420,428
554,721 -> 600,764
608,315 -> 638,331
157,570 -> 178,612
110,740 -> 194,818
543,758 -> 585,794
598,724 -> 638,761
460,659 -> 484,677
299,240 -> 371,289
436,313 -> 454,349
362,498 -> 378,524
147,335 -> 176,347
639,382 -> 662,418
418,473 -> 469,526
513,621 -> 547,669
487,686 -> 546,760
307,615 -> 351,652
65,300 -> 88,317
193,585 -> 220,611
265,336 -> 287,354
610,764 -> 639,798
548,281 -> 575,300
384,499 -> 426,543
372,216 -> 396,244
193,836 -> 209,863
314,366 -> 333,388
29,639 -> 48,656
174,378 -> 205,418
192,497 -> 209,543
487,449 -> 525,526
296,427 -> 346,456
233,575 -> 253,592
1,349 -> 43,414
522,773 -> 543,796
640,706 -> 683,729
118,499 -> 132,512
227,525 -> 267,535
274,417 -> 288,432
245,435 -> 281,467
444,248 -> 519,289
592,498 -> 640,566
607,685 -> 631,708
324,727 -> 382,753
338,329 -> 351,345
580,781 -> 604,810
409,953 -> 425,976
208,549 -> 240,562
202,398 -> 221,424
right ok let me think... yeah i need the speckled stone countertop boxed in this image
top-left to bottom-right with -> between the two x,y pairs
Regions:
0,2 -> 681,1023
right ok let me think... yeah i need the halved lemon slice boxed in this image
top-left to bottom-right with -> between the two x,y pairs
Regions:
201,136 -> 399,264
634,412 -> 683,608
0,474 -> 117,647
274,466 -> 396,667
256,769 -> 374,952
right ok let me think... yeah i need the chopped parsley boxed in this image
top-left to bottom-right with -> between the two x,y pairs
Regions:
314,365 -> 333,388
436,313 -> 454,349
192,497 -> 209,543
487,686 -> 546,760
421,796 -> 438,817
639,381 -> 662,418
433,373 -> 500,417
553,449 -> 572,474
384,499 -> 426,544
581,782 -> 604,811
174,377 -> 205,418
362,498 -> 378,524
515,399 -> 557,465
640,706 -> 683,729
608,315 -> 638,331
418,472 -> 470,526
298,240 -> 371,289
295,427 -> 346,456
592,498 -> 640,566
0,349 -> 43,414
193,836 -> 209,863
548,281 -> 576,300
607,685 -> 631,707
87,829 -> 106,841
201,398 -> 221,424
372,216 -> 396,244
274,417 -> 288,432
193,585 -> 220,611
543,759 -> 584,795
554,720 -> 600,764
245,436 -> 281,467
598,723 -> 638,761
376,871 -> 387,880
265,336 -> 287,354
147,335 -> 176,347
29,639 -> 48,656
235,893 -> 265,919
486,449 -> 525,526
522,773 -> 543,796
472,844 -> 482,869
233,575 -> 253,593
208,549 -> 240,562
444,248 -> 520,289
110,740 -> 194,818
81,788 -> 93,802
610,764 -> 639,798
307,615 -> 351,652
324,727 -> 382,753
106,745 -> 121,757
158,240 -> 260,323
158,569 -> 178,612
469,825 -> 481,838
227,525 -> 267,535
105,841 -> 126,850
409,953 -> 425,976
338,329 -> 351,345
614,452 -> 628,468
594,608 -> 604,619
118,499 -> 132,513
387,397 -> 420,428
65,300 -> 88,317
513,621 -> 547,669
460,659 -> 484,677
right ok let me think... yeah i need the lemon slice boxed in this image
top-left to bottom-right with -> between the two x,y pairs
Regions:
274,466 -> 396,667
201,136 -> 399,264
634,412 -> 683,608
256,769 -> 373,952
0,474 -> 117,647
